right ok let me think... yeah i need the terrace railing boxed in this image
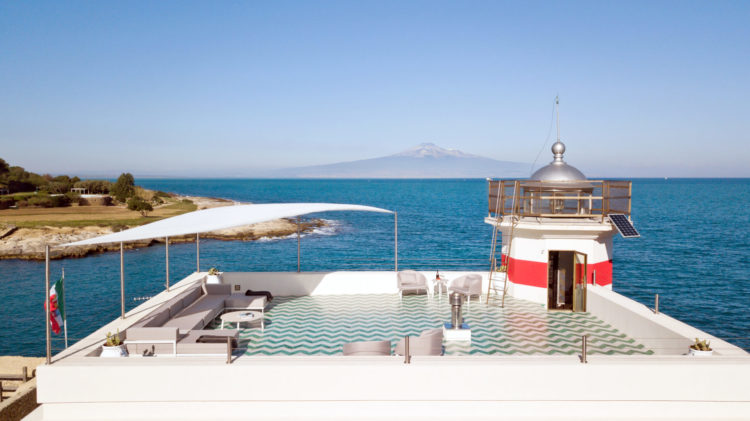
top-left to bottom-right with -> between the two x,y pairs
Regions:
488,179 -> 632,221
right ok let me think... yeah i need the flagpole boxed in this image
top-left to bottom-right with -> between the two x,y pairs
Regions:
62,267 -> 68,349
45,245 -> 51,365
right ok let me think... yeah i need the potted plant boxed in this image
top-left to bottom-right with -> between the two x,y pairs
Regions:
101,330 -> 128,358
688,338 -> 713,356
206,267 -> 222,284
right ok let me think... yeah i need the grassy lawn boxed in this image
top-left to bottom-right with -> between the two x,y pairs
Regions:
0,198 -> 197,228
160,199 -> 198,212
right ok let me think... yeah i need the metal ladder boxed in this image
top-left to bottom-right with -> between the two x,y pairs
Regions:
486,180 -> 520,307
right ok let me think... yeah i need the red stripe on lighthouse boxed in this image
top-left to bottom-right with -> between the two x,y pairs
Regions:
588,260 -> 613,286
503,255 -> 547,288
502,254 -> 613,287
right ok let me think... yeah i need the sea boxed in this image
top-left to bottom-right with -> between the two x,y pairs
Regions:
1,178 -> 749,356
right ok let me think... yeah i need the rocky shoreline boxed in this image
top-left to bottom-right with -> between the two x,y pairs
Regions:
0,195 -> 326,261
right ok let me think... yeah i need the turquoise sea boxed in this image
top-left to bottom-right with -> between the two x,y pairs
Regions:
1,178 -> 748,356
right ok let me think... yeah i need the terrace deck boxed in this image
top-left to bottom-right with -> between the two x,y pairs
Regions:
215,294 -> 652,356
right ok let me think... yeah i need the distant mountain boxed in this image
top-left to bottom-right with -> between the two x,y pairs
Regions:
259,143 -> 529,178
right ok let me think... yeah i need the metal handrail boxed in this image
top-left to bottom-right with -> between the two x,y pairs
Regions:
488,179 -> 632,219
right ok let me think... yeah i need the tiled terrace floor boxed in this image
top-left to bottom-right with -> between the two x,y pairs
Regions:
215,294 -> 652,356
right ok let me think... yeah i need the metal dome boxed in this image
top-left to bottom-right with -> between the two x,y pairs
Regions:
530,141 -> 586,181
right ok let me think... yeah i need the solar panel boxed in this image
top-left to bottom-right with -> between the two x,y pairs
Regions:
609,214 -> 640,238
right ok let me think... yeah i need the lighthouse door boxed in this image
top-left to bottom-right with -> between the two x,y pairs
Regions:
547,251 -> 587,312
547,251 -> 574,310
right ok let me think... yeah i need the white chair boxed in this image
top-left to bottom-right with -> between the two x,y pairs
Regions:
397,270 -> 428,301
394,328 -> 444,356
342,340 -> 392,356
447,274 -> 483,306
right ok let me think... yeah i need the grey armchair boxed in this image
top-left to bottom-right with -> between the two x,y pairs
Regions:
394,328 -> 444,356
448,274 -> 483,305
342,340 -> 392,356
397,270 -> 428,300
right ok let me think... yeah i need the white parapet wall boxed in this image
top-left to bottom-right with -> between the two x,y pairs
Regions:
587,285 -> 746,356
221,270 -> 489,296
35,354 -> 750,420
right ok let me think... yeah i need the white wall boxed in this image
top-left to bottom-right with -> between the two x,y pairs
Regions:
36,354 -> 750,420
587,286 -> 746,356
221,271 -> 488,296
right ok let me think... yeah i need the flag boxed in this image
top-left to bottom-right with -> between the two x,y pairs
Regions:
46,277 -> 65,335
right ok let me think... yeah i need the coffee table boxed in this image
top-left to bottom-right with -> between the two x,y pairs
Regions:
435,277 -> 450,295
220,310 -> 264,332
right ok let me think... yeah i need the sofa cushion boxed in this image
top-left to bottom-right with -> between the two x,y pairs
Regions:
224,296 -> 267,310
182,285 -> 202,307
167,300 -> 184,318
205,283 -> 231,296
131,315 -> 151,328
144,309 -> 170,328
164,295 -> 226,331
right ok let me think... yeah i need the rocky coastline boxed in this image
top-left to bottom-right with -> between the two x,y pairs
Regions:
0,195 -> 326,261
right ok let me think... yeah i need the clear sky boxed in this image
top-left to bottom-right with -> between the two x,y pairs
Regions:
1,1 -> 748,177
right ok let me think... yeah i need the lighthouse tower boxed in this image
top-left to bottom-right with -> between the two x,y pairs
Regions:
485,141 -> 636,311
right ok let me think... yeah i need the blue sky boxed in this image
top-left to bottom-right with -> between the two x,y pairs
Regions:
1,1 -> 748,177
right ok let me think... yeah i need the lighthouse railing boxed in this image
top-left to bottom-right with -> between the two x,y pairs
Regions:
488,179 -> 632,220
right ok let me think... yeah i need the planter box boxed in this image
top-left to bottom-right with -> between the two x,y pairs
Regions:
688,348 -> 713,357
101,345 -> 128,358
206,273 -> 223,284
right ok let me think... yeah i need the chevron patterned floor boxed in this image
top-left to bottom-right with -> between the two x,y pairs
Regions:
212,294 -> 652,356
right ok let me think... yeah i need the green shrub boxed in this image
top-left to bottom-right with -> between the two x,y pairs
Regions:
0,197 -> 14,209
153,190 -> 171,198
65,191 -> 81,203
151,196 -> 164,205
27,196 -> 54,208
11,193 -> 35,201
127,196 -> 153,216
25,194 -> 70,208
44,180 -> 72,194
111,173 -> 135,202
8,180 -> 35,193
50,195 -> 71,207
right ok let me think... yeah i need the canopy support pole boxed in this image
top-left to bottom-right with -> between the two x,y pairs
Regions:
394,212 -> 398,272
196,233 -> 200,272
165,236 -> 170,292
45,245 -> 51,365
120,242 -> 125,319
297,217 -> 301,273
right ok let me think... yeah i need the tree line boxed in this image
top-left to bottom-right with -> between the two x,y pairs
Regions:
0,157 -> 112,194
0,157 -> 159,215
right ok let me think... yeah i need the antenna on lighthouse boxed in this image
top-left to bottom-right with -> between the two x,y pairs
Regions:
555,95 -> 560,143
529,96 -> 559,174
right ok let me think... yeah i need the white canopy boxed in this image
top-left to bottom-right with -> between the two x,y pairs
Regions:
61,203 -> 393,247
